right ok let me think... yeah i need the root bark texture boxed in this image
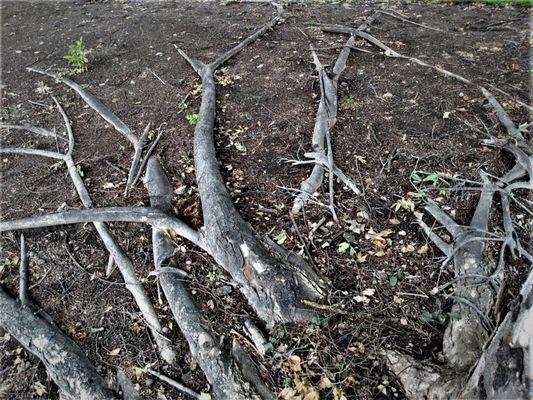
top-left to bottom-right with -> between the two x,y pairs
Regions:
176,2 -> 326,324
144,156 -> 274,400
0,287 -> 116,400
320,20 -> 531,399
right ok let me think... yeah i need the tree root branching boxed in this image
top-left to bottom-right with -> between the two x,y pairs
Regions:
0,101 -> 177,364
145,156 -> 274,400
175,1 -> 326,324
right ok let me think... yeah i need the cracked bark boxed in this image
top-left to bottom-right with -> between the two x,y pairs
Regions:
177,2 -> 326,324
0,287 -> 116,400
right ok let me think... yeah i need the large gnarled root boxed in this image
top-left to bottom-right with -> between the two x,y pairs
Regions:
144,156 -> 274,400
176,1 -> 326,324
385,263 -> 532,400
385,150 -> 531,399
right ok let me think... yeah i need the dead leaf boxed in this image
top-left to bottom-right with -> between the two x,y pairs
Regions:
109,348 -> 121,356
288,355 -> 302,372
132,321 -> 144,334
35,382 -> 47,397
319,376 -> 333,389
401,244 -> 415,253
102,182 -> 116,189
417,245 -> 429,255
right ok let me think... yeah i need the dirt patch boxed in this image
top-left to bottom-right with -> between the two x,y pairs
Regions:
0,1 -> 530,399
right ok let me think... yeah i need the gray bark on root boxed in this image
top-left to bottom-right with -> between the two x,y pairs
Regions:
385,157 -> 531,399
1,105 -> 177,364
291,14 -> 380,216
177,2 -> 326,324
0,287 -> 116,400
385,264 -> 532,400
144,156 -> 274,400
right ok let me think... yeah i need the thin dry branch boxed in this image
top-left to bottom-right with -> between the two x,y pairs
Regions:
0,206 -> 204,250
0,123 -> 66,141
27,67 -> 150,196
377,9 -> 445,32
18,234 -> 30,306
319,25 -> 532,118
27,67 -> 136,144
147,369 -> 201,399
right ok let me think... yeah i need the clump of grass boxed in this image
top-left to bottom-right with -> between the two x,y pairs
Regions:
186,113 -> 200,125
64,37 -> 89,75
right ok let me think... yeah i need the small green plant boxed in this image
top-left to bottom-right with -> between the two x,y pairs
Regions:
0,256 -> 19,275
186,113 -> 199,125
338,242 -> 356,257
377,374 -> 390,396
64,37 -> 89,72
389,272 -> 398,287
75,164 -> 84,177
207,266 -> 222,282
419,298 -> 462,324
274,230 -> 287,245
343,95 -> 355,106
307,316 -> 323,333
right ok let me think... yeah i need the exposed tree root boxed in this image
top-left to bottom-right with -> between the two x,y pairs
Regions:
144,156 -> 274,400
27,67 -> 154,197
385,120 -> 531,400
0,286 -> 118,400
176,1 -> 326,324
319,24 -> 533,119
1,282 -> 145,399
315,18 -> 532,400
0,102 -> 177,364
291,14 -> 381,217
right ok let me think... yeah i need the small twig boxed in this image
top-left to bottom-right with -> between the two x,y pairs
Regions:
19,234 -> 30,306
125,122 -> 151,197
147,369 -> 201,399
148,267 -> 189,279
0,123 -> 66,141
289,212 -> 315,266
377,9 -> 445,32
325,128 -> 338,222
146,67 -> 166,85
131,129 -> 164,188
446,295 -> 495,333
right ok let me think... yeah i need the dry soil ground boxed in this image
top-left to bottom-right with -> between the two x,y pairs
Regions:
0,0 -> 531,399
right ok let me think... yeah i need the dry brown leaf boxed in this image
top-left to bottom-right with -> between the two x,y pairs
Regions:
35,382 -> 47,397
288,355 -> 302,372
417,245 -> 429,255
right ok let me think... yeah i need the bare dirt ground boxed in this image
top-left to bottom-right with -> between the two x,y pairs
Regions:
0,0 -> 530,399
